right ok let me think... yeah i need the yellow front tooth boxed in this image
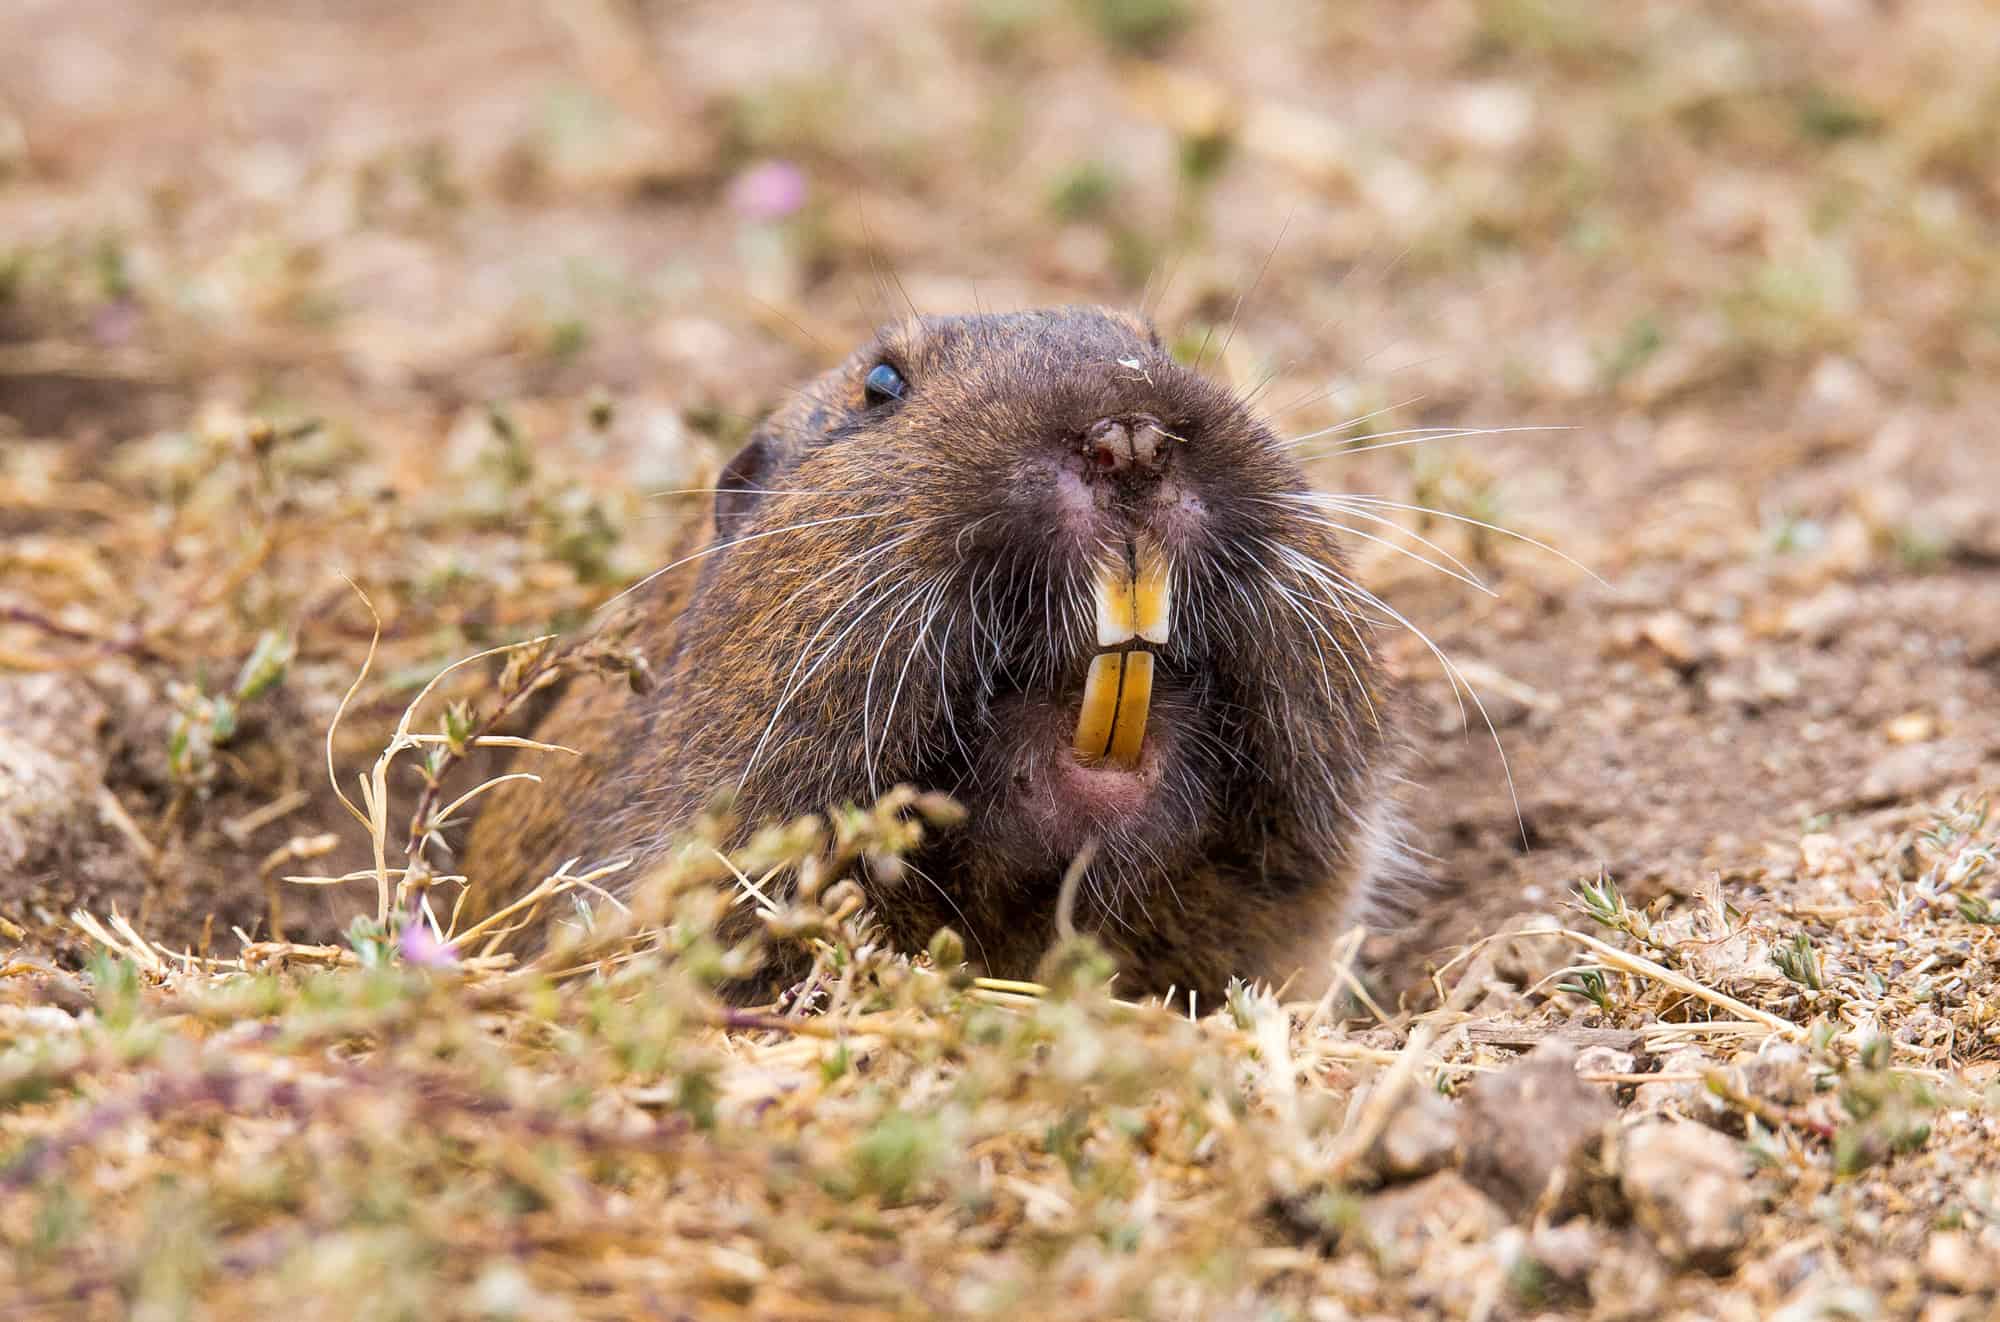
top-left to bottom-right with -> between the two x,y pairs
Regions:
1095,562 -> 1137,647
1133,544 -> 1172,644
1106,651 -> 1153,769
1072,653 -> 1124,761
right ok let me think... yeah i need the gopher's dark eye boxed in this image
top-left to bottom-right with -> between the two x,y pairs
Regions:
863,362 -> 907,407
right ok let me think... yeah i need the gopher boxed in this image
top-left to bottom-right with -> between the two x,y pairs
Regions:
463,307 -> 1413,1001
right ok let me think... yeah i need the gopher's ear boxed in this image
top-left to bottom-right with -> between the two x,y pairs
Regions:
1106,307 -> 1164,350
713,432 -> 775,541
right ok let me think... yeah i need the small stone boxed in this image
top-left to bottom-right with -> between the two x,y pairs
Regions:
1854,740 -> 1975,807
1794,355 -> 1882,442
1434,659 -> 1540,731
1614,1122 -> 1755,1270
1372,1086 -> 1459,1181
1754,660 -> 1801,703
1798,833 -> 1843,876
1773,1271 -> 1878,1319
1356,1171 -> 1507,1270
1637,611 -> 1703,668
1632,1046 -> 1714,1116
1443,82 -> 1535,152
1922,1231 -> 1997,1294
1586,1231 -> 1673,1322
1528,1220 -> 1601,1286
1707,621 -> 1748,658
1739,1237 -> 1831,1300
1733,1040 -> 1813,1107
1918,1300 -> 1990,1322
1459,1041 -> 1617,1216
1885,711 -> 1937,744
0,675 -> 113,876
1774,585 -> 1859,642
1702,672 -> 1753,708
1488,913 -> 1570,990
1574,1045 -> 1638,1077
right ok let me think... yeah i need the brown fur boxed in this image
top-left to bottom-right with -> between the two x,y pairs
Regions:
462,307 -> 1411,1001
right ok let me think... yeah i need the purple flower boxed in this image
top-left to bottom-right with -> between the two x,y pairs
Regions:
398,919 -> 460,968
729,160 -> 808,222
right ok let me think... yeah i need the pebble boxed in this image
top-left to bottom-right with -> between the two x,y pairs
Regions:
1798,833 -> 1844,876
1356,1171 -> 1506,1270
1488,913 -> 1572,990
1528,1220 -> 1602,1286
1773,585 -> 1859,643
1443,82 -> 1535,151
1855,740 -> 1974,807
1755,659 -> 1802,702
1574,1045 -> 1639,1077
1586,1230 -> 1674,1322
1371,1087 -> 1460,1182
1458,1041 -> 1616,1216
0,675 -> 113,875
1922,1230 -> 1997,1294
1734,1040 -> 1814,1107
1632,1046 -> 1720,1118
1637,611 -> 1704,668
1918,1300 -> 1991,1322
1794,355 -> 1883,442
1615,1122 -> 1756,1270
1885,711 -> 1937,744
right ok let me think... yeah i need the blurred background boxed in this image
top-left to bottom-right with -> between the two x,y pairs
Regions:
3,0 -> 1997,955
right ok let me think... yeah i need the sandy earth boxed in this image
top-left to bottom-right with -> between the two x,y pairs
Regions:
8,0 -> 1997,980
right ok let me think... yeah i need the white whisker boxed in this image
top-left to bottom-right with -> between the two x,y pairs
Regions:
1261,495 -> 1491,593
604,509 -> 914,610
1291,577 -> 1525,841
872,573 -> 952,796
860,583 -> 935,798
1268,507 -> 1494,596
1276,393 -> 1430,450
1319,493 -> 1606,584
739,548 -> 928,791
1295,424 -> 1573,461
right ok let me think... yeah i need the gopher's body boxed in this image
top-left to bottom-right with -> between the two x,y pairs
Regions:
464,308 -> 1411,1000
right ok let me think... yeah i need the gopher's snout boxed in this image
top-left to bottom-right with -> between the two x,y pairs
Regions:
1084,413 -> 1168,477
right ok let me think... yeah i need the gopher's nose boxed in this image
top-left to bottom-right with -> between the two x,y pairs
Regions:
1086,415 -> 1167,478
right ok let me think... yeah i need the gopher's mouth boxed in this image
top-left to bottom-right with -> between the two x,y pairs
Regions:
1070,543 -> 1170,771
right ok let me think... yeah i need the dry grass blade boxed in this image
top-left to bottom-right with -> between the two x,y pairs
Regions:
1437,925 -> 1803,1040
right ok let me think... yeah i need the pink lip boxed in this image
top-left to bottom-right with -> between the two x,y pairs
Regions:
981,684 -> 1184,865
1056,742 -> 1162,818
1011,714 -> 1171,862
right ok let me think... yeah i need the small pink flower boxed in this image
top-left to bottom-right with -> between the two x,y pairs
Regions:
398,919 -> 460,968
729,160 -> 808,222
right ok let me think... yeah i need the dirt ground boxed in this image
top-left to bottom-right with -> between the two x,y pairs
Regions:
4,2 -> 1999,1318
